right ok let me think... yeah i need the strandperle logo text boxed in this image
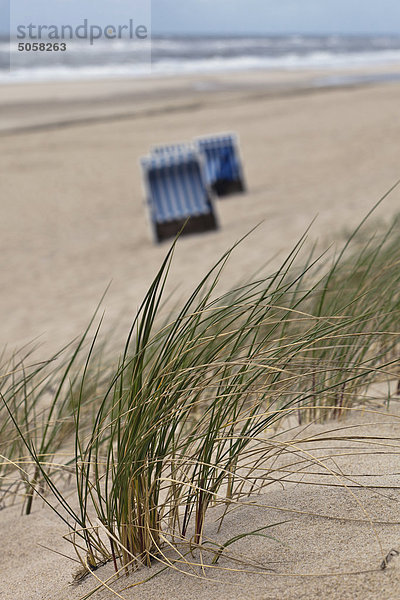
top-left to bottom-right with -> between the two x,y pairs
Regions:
16,19 -> 149,45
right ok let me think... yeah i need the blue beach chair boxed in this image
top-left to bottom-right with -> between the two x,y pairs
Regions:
195,133 -> 246,197
141,148 -> 219,243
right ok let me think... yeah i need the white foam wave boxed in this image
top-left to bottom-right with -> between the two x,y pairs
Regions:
1,48 -> 400,84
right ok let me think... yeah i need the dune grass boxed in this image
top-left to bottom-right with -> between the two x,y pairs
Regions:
1,209 -> 400,586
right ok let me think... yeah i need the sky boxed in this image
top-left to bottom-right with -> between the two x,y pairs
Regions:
152,0 -> 400,34
2,0 -> 400,35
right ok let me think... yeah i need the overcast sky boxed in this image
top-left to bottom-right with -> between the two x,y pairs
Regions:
2,0 -> 400,35
152,0 -> 400,34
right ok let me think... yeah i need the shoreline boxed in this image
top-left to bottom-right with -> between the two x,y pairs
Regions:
2,62 -> 400,134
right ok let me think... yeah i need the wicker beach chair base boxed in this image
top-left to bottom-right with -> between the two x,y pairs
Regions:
155,210 -> 219,243
212,178 -> 246,197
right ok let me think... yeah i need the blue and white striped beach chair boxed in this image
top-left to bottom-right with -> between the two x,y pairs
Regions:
195,134 -> 245,197
141,148 -> 219,243
151,142 -> 190,155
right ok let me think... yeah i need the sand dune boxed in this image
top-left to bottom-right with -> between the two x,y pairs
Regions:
3,403 -> 400,600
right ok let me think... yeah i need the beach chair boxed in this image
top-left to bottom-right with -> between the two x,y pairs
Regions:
195,133 -> 245,197
152,142 -> 190,155
141,148 -> 219,243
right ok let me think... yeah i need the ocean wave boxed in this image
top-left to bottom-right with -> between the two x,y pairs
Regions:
1,36 -> 400,84
151,50 -> 400,73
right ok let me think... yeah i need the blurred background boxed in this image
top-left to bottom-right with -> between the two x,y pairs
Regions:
1,0 -> 400,352
3,1 -> 400,82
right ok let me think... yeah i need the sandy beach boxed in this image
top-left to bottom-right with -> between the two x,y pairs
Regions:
1,65 -> 400,599
1,67 -> 400,353
3,402 -> 400,600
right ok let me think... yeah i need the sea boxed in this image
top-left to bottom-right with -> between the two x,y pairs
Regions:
1,34 -> 400,84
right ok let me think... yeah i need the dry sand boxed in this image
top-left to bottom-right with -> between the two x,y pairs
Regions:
1,66 -> 400,599
1,67 -> 400,353
3,401 -> 400,600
